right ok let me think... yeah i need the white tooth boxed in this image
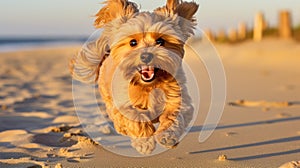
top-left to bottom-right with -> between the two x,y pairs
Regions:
150,73 -> 154,79
141,72 -> 155,81
149,66 -> 154,71
142,75 -> 147,81
142,65 -> 147,70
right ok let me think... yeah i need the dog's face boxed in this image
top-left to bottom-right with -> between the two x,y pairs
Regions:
70,0 -> 198,84
109,13 -> 186,85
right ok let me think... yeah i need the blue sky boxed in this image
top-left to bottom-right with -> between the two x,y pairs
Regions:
0,0 -> 299,37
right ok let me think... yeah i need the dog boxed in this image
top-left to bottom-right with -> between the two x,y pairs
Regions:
70,0 -> 198,154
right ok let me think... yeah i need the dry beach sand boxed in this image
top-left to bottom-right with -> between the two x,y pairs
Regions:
0,39 -> 300,167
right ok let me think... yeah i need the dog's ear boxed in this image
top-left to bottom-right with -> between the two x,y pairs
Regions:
175,1 -> 199,22
70,37 -> 109,84
155,0 -> 199,22
94,0 -> 139,28
155,0 -> 199,40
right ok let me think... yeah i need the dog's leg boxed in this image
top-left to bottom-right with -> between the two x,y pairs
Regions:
155,113 -> 185,148
155,81 -> 182,134
111,106 -> 157,154
155,81 -> 194,148
111,105 -> 156,138
154,89 -> 182,148
155,94 -> 193,148
179,85 -> 194,128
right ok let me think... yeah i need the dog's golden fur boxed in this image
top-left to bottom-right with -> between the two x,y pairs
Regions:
70,0 -> 198,154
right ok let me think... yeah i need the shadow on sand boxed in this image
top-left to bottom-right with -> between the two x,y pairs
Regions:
189,114 -> 300,160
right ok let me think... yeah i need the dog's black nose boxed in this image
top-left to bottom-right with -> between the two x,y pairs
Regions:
140,52 -> 153,64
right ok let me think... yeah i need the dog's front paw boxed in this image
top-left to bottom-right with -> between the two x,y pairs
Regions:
155,131 -> 179,149
155,113 -> 185,148
131,136 -> 156,155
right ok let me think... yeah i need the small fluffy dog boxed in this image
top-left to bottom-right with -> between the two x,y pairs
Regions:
70,0 -> 198,154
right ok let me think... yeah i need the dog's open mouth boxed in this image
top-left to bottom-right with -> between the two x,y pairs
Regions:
139,65 -> 156,82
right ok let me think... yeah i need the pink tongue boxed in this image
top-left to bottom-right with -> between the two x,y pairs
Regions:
141,66 -> 154,80
142,71 -> 154,78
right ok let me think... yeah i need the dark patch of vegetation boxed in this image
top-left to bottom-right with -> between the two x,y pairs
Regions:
293,25 -> 300,41
246,30 -> 254,39
215,36 -> 228,43
213,25 -> 300,44
263,28 -> 278,37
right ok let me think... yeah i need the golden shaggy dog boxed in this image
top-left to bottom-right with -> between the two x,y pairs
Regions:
70,0 -> 198,154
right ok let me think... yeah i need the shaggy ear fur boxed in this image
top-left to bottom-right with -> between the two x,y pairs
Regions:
70,37 -> 109,84
94,0 -> 139,28
154,0 -> 199,41
154,0 -> 199,22
71,0 -> 138,83
175,1 -> 199,22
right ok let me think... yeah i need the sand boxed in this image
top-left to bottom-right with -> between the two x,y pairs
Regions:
0,38 -> 300,167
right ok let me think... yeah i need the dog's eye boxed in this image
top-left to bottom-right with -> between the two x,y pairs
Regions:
156,38 -> 165,46
130,39 -> 138,47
